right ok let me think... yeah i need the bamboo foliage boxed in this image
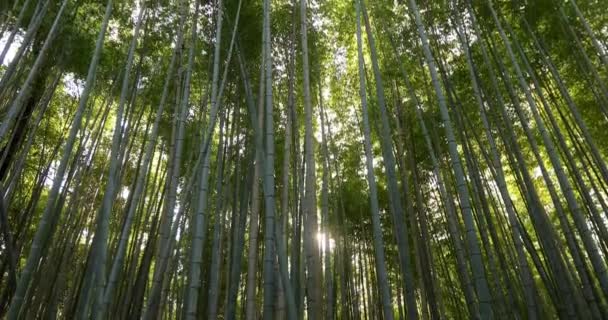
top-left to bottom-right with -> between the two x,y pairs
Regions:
0,0 -> 607,319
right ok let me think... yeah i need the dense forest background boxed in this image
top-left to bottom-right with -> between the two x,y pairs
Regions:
0,0 -> 607,319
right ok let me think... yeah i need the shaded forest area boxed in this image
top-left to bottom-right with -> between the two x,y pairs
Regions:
0,0 -> 607,319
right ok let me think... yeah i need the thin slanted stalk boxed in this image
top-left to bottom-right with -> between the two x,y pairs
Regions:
391,82 -> 429,319
521,17 -> 608,186
233,39 -> 263,320
557,6 -> 608,109
569,0 -> 608,66
145,1 -> 195,316
101,6 -> 183,314
206,1 -> 243,317
468,5 -> 593,316
388,32 -> 478,316
406,0 -> 493,317
144,150 -> 202,320
360,2 -> 417,319
485,25 -> 602,316
90,5 -> 146,318
406,131 -> 447,319
6,0 -> 114,318
184,0 -> 222,317
355,1 -> 394,318
452,9 -> 539,318
516,25 -> 608,271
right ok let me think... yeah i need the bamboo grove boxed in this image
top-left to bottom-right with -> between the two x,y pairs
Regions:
0,0 -> 607,318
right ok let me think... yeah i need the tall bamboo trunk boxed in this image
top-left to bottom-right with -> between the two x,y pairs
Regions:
299,0 -> 323,318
